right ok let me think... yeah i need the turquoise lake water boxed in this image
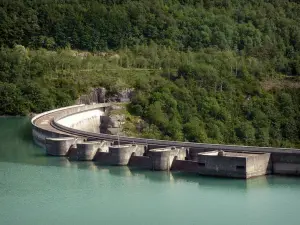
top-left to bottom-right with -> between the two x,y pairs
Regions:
0,117 -> 300,225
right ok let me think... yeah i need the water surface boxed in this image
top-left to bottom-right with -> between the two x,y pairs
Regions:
0,118 -> 300,225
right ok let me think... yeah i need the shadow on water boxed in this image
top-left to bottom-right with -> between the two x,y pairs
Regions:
1,117 -> 300,190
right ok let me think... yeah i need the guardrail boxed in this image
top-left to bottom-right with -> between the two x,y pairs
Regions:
51,108 -> 300,154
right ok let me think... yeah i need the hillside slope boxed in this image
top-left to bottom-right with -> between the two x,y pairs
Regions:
0,0 -> 299,148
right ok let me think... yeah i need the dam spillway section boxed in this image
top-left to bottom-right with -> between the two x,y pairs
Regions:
31,103 -> 300,179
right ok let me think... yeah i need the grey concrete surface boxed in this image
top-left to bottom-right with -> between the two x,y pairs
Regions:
45,137 -> 76,156
76,141 -> 103,161
149,149 -> 172,171
109,145 -> 136,166
197,151 -> 271,178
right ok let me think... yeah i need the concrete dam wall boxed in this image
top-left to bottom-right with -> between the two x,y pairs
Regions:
31,103 -> 110,147
31,104 -> 300,179
56,108 -> 104,133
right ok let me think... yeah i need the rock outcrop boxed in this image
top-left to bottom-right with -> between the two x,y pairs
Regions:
76,87 -> 134,104
100,105 -> 126,135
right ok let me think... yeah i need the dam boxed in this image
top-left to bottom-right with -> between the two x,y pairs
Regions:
31,103 -> 300,179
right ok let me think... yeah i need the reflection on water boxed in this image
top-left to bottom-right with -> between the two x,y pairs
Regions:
1,117 -> 300,225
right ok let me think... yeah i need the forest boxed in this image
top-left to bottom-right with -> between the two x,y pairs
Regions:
0,0 -> 299,148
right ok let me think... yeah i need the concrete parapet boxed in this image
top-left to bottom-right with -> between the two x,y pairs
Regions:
45,137 -> 76,156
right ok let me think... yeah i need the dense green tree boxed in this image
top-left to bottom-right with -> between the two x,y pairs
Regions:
0,82 -> 27,115
0,0 -> 299,148
183,117 -> 208,143
0,0 -> 298,77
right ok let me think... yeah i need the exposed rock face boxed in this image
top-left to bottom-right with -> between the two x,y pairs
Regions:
76,87 -> 132,135
106,88 -> 134,103
100,105 -> 126,135
76,87 -> 134,104
76,87 -> 106,104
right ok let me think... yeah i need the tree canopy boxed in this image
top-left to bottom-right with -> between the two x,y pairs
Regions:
0,0 -> 299,148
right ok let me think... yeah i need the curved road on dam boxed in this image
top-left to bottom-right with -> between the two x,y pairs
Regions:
32,103 -> 300,154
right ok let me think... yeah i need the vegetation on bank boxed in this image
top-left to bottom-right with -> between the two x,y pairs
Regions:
1,46 -> 299,148
0,0 -> 299,148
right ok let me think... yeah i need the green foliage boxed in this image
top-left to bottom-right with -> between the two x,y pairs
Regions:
0,0 -> 299,76
0,1 -> 299,148
127,48 -> 299,148
183,117 -> 208,143
0,82 -> 28,115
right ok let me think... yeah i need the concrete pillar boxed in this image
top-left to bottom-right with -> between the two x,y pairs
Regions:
45,137 -> 76,156
76,141 -> 103,161
109,145 -> 135,165
149,149 -> 172,171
